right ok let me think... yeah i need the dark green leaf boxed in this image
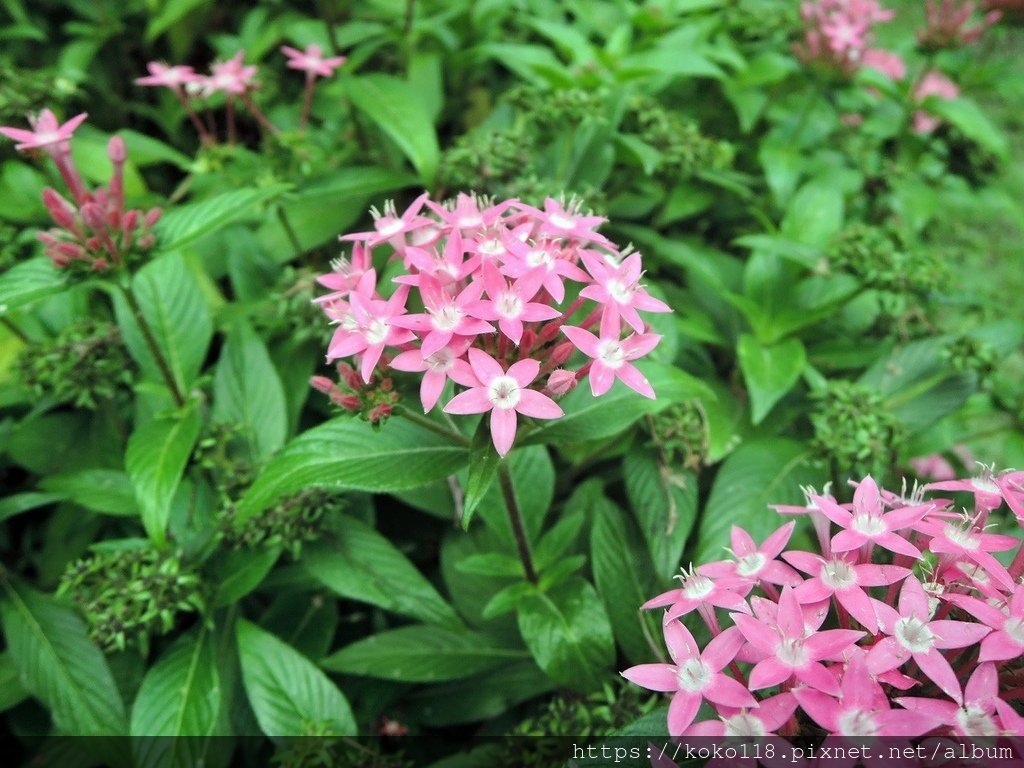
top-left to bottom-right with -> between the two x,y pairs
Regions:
156,185 -> 290,250
39,470 -> 137,516
737,334 -> 806,424
461,422 -> 501,529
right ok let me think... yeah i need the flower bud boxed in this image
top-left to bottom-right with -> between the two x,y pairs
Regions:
42,188 -> 77,230
546,369 -> 578,397
550,341 -> 574,367
107,136 -> 126,164
335,362 -> 362,391
121,210 -> 139,234
137,234 -> 155,249
143,208 -> 162,228
80,203 -> 106,232
335,394 -> 361,410
309,376 -> 337,395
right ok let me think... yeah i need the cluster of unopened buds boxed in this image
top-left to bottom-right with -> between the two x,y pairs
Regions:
625,469 -> 1024,740
919,0 -> 1001,50
136,44 -> 346,142
310,361 -> 398,425
794,0 -> 895,76
0,110 -> 160,272
312,193 -> 669,456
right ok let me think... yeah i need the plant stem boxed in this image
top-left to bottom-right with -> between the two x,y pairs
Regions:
119,283 -> 186,408
276,205 -> 305,260
499,462 -> 538,583
395,405 -> 470,446
1,317 -> 29,344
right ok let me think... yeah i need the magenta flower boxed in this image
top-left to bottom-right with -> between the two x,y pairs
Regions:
134,62 -> 199,90
442,349 -> 562,457
0,109 -> 88,153
205,51 -> 258,95
784,551 -> 909,633
733,588 -> 864,695
281,44 -> 347,78
579,250 -> 671,333
389,273 -> 493,358
685,692 -> 798,737
561,312 -> 660,400
814,476 -> 933,558
946,584 -> 1024,662
390,338 -> 477,413
897,662 -> 1007,737
916,514 -> 1017,590
325,284 -> 413,383
644,567 -> 750,622
699,522 -> 803,590
794,654 -> 938,736
622,623 -> 756,736
867,577 -> 991,703
465,262 -> 560,346
340,193 -> 432,249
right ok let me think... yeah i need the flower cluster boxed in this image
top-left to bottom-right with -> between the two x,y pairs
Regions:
0,110 -> 161,271
919,0 -> 1001,50
624,471 -> 1024,738
314,194 -> 669,456
794,0 -> 895,76
136,44 -> 345,141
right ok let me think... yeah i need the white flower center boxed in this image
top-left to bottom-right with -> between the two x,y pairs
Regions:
851,514 -> 886,536
957,706 -> 999,737
607,279 -> 634,305
35,131 -> 61,145
526,249 -> 552,268
972,477 -> 1000,494
837,709 -> 881,737
681,575 -> 714,600
596,340 -> 627,370
364,318 -> 389,345
430,304 -> 463,332
376,218 -> 404,237
458,214 -> 482,229
479,237 -> 504,256
723,713 -> 766,737
411,226 -> 438,246
676,659 -> 713,693
495,291 -> 524,319
424,348 -> 455,373
944,524 -> 980,550
1004,616 -> 1024,646
736,552 -> 766,577
487,375 -> 520,410
549,213 -> 576,230
821,559 -> 858,591
894,616 -> 934,653
776,637 -> 809,668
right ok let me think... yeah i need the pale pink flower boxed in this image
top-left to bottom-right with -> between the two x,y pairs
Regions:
465,261 -> 561,346
699,522 -> 803,590
205,51 -> 258,95
920,0 -> 1001,49
442,349 -> 562,457
897,662 -> 1007,736
644,567 -> 751,622
340,193 -> 432,249
0,109 -> 88,153
135,62 -> 199,90
862,49 -> 907,80
281,44 -> 347,78
500,232 -> 588,304
946,584 -> 1024,662
534,197 -> 614,247
913,71 -> 959,134
390,338 -> 478,413
621,624 -> 755,736
579,250 -> 671,333
561,312 -> 660,399
325,284 -> 413,383
389,274 -> 493,358
684,692 -> 798,737
916,513 -> 1017,590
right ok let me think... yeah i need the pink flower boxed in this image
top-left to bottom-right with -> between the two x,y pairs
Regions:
535,197 -> 614,247
205,51 -> 258,95
0,109 -> 88,153
699,522 -> 803,591
644,567 -> 751,622
500,232 -> 588,304
325,283 -> 413,383
946,584 -> 1024,662
622,623 -> 756,736
733,588 -> 864,695
579,250 -> 671,333
389,273 -> 493,358
685,692 -> 798,737
135,62 -> 199,90
390,338 -> 478,413
862,49 -> 907,80
561,312 -> 661,399
897,662 -> 1006,736
340,193 -> 432,250
465,261 -> 561,345
281,44 -> 347,78
913,71 -> 959,134
442,349 -> 562,456
916,513 -> 1017,590
867,577 -> 991,703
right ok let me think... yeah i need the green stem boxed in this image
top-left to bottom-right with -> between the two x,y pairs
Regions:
277,205 -> 305,260
119,283 -> 186,408
499,462 -> 537,584
396,405 -> 470,446
1,317 -> 30,344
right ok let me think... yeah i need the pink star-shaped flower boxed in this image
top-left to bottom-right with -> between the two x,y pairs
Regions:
0,109 -> 88,153
946,584 -> 1024,662
500,231 -> 589,304
579,250 -> 671,333
325,283 -> 413,382
684,692 -> 798,737
643,567 -> 751,622
699,522 -> 803,591
389,273 -> 493,358
390,338 -> 477,413
916,514 -> 1017,590
205,51 -> 258,95
561,312 -> 660,399
281,44 -> 347,78
340,193 -> 432,250
897,662 -> 1007,737
464,262 -> 560,346
135,62 -> 199,90
621,623 -> 756,736
442,349 -> 562,457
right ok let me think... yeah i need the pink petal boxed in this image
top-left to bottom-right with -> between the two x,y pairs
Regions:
855,563 -> 910,587
835,587 -> 879,634
667,692 -> 701,736
792,688 -> 839,732
702,626 -> 745,672
831,529 -> 867,552
706,673 -> 758,708
928,619 -> 991,649
448,358 -> 479,388
620,663 -> 679,692
748,657 -> 793,690
616,361 -> 655,399
515,389 -> 563,420
804,629 -> 865,661
443,388 -> 492,415
979,630 -> 1024,662
467,348 -> 503,384
589,362 -> 615,397
815,496 -> 853,527
898,577 -> 930,620
883,709 -> 942,737
876,531 -> 921,558
776,588 -> 804,639
664,620 -> 698,664
732,614 -> 780,654
506,358 -> 540,387
360,343 -> 385,383
498,317 -> 524,345
795,660 -> 841,695
756,692 -> 799,731
389,349 -> 427,372
419,371 -> 446,413
866,638 -> 910,674
561,325 -> 601,358
760,522 -> 796,559
964,662 -> 998,705
489,407 -> 518,457
913,648 -> 962,704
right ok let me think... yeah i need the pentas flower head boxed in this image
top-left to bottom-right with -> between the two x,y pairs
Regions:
913,70 -> 960,134
624,471 -> 1024,739
919,0 -> 1001,50
281,43 -> 347,78
316,193 -> 667,457
0,108 -> 87,154
135,62 -> 199,91
795,0 -> 895,76
204,51 -> 258,96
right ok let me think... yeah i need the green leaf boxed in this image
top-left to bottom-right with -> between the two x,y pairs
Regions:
213,322 -> 288,461
321,625 -> 527,682
236,619 -> 356,738
39,470 -> 137,516
0,582 -> 126,735
694,439 -> 818,563
475,43 -> 574,87
125,405 -> 201,544
523,362 -> 712,445
303,516 -> 461,627
588,486 -> 659,663
737,334 -> 806,424
471,445 -> 554,547
780,179 -> 845,247
516,576 -> 614,692
623,449 -> 697,582
116,253 -> 213,394
0,492 -> 61,524
455,553 -> 524,578
210,546 -> 282,607
235,417 -> 468,522
345,75 -> 440,184
156,184 -> 290,250
461,421 -> 501,529
130,630 -> 220,768
0,651 -> 28,712
146,0 -> 208,40
0,258 -> 65,314
929,98 -> 1010,161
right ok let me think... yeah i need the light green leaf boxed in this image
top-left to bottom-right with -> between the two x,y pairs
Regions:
516,576 -> 614,692
929,98 -> 1009,161
156,184 -> 290,250
146,0 -> 208,40
125,405 -> 201,544
780,180 -> 844,247
461,421 -> 501,529
39,470 -> 137,516
213,322 -> 288,461
0,582 -> 126,735
235,417 -> 468,522
0,258 -> 65,314
737,334 -> 806,424
236,619 -> 356,738
0,651 -> 28,712
321,625 -> 526,682
303,515 -> 461,627
345,75 -> 440,184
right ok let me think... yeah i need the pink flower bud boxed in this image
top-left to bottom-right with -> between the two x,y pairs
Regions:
56,242 -> 85,260
91,257 -> 109,271
143,208 -> 162,228
335,394 -> 361,410
80,203 -> 106,232
546,369 -> 578,397
550,341 -> 575,367
107,136 -> 126,164
37,230 -> 59,246
367,404 -> 391,423
47,248 -> 70,268
121,210 -> 139,234
309,376 -> 337,395
41,188 -> 77,230
335,362 -> 362,391
137,234 -> 155,249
